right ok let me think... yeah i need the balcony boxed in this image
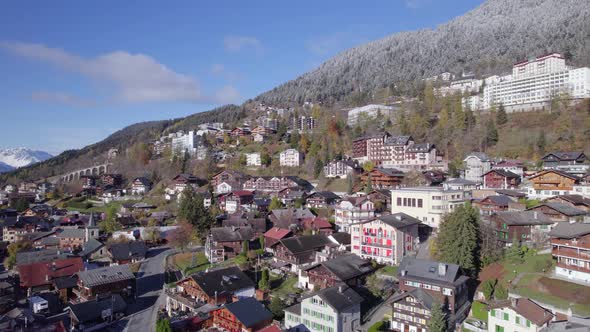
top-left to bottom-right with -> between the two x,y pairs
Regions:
552,247 -> 590,261
556,261 -> 590,273
362,241 -> 393,249
551,239 -> 590,250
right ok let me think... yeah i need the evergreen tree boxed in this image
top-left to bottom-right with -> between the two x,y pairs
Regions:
365,175 -> 372,194
428,300 -> 447,332
496,104 -> 508,125
314,159 -> 324,178
536,131 -> 546,155
494,284 -> 508,300
485,119 -> 499,147
258,269 -> 270,290
506,237 -> 524,263
100,205 -> 120,234
268,197 -> 283,211
347,176 -> 353,195
156,318 -> 172,332
177,185 -> 210,241
241,240 -> 249,256
435,203 -> 480,276
269,296 -> 285,320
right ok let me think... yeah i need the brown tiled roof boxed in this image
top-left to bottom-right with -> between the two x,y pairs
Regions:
490,298 -> 554,327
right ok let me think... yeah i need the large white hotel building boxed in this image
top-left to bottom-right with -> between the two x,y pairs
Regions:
463,53 -> 590,112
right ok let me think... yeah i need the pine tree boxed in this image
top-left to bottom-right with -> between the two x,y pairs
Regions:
156,318 -> 172,332
435,203 -> 480,276
365,175 -> 373,194
496,104 -> 508,125
506,237 -> 523,263
268,197 -> 283,211
428,300 -> 447,332
485,119 -> 499,147
536,131 -> 546,155
494,284 -> 508,300
347,176 -> 353,195
258,269 -> 269,290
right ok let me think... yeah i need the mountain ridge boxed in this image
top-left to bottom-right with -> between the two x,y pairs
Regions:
0,148 -> 52,170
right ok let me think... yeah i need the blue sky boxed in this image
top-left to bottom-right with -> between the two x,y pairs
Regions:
0,0 -> 483,154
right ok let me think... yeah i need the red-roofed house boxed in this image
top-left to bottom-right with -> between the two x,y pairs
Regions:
302,217 -> 333,234
18,256 -> 84,292
257,323 -> 282,332
264,227 -> 292,252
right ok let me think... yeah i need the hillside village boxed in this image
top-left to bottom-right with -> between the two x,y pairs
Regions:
0,49 -> 589,332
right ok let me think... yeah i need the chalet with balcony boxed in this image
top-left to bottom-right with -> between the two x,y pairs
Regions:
100,174 -> 123,188
205,226 -> 254,263
489,211 -> 553,246
107,241 -> 148,265
230,127 -> 252,137
391,258 -> 471,332
542,151 -> 588,175
323,159 -> 362,179
335,197 -> 375,233
298,253 -> 373,290
212,297 -> 273,332
18,257 -> 84,292
268,208 -> 315,229
75,264 -> 135,301
549,222 -> 590,283
264,227 -> 292,252
305,191 -> 340,209
211,170 -> 249,194
473,195 -> 513,216
224,191 -> 255,213
273,234 -> 336,273
527,170 -> 580,199
527,203 -> 587,223
131,177 -> 152,195
166,266 -> 255,314
223,212 -> 267,236
243,176 -> 310,193
301,217 -> 333,235
483,169 -> 521,189
351,213 -> 421,266
361,168 -> 404,189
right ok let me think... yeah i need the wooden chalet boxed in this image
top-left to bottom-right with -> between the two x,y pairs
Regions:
361,168 -> 404,189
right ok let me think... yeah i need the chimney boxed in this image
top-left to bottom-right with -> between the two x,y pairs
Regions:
338,285 -> 344,293
395,214 -> 402,221
511,298 -> 517,307
533,211 -> 538,219
438,263 -> 447,276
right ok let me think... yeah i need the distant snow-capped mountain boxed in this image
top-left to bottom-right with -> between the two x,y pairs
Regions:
0,161 -> 14,173
0,148 -> 52,170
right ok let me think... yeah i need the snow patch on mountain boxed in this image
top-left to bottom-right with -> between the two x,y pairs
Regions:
0,148 -> 52,169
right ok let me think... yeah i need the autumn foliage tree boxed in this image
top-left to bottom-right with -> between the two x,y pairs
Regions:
168,221 -> 194,252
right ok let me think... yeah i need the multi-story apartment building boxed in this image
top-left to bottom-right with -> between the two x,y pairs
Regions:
284,284 -> 363,332
350,213 -> 421,265
526,170 -> 580,199
463,152 -> 492,183
280,149 -> 303,167
390,187 -> 466,229
391,258 -> 471,332
292,115 -> 316,131
334,197 -> 375,233
488,298 -> 554,332
492,160 -> 525,178
347,104 -> 395,126
549,222 -> 590,283
541,151 -> 589,176
242,176 -> 309,193
473,53 -> 590,112
171,130 -> 199,156
245,152 -> 262,167
323,159 -> 361,179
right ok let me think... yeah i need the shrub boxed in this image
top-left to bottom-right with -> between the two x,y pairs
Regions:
368,321 -> 386,332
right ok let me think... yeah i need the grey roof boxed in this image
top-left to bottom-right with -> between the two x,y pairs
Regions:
16,249 -> 70,265
18,231 -> 54,242
284,302 -> 301,315
398,257 -> 464,286
551,195 -> 590,207
465,152 -> 490,161
549,222 -> 590,239
373,168 -> 404,177
329,232 -> 351,245
444,178 -> 477,185
108,241 -> 148,261
495,189 -> 527,198
384,135 -> 413,146
374,213 -> 422,229
392,288 -> 435,310
542,152 -> 587,161
39,236 -> 60,246
320,254 -> 373,280
406,143 -> 435,153
270,208 -> 315,228
224,297 -> 273,328
485,169 -> 520,178
211,226 -> 254,242
280,234 -> 333,254
482,195 -> 513,206
68,294 -> 126,323
53,276 -> 78,289
307,191 -> 341,201
77,264 -> 135,287
543,317 -> 590,332
190,266 -> 255,297
494,211 -> 553,226
536,203 -> 587,217
57,228 -> 85,239
78,238 -> 104,257
315,284 -> 364,312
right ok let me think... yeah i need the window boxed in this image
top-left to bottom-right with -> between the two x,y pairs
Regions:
418,199 -> 423,208
397,197 -> 402,206
527,320 -> 531,327
503,313 -> 509,321
495,325 -> 504,332
515,316 -> 520,324
491,309 -> 495,317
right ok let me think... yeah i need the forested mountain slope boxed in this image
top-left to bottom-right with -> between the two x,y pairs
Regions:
257,0 -> 590,104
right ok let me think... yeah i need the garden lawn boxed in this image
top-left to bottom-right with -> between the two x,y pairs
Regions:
377,265 -> 398,277
513,274 -> 590,316
470,301 -> 488,322
172,252 -> 210,274
497,254 -> 554,285
270,275 -> 301,299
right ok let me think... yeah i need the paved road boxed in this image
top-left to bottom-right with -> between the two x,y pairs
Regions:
109,247 -> 175,332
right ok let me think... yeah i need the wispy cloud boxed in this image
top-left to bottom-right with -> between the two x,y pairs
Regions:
0,41 -> 203,103
223,35 -> 263,54
213,85 -> 241,104
404,0 -> 432,9
31,91 -> 96,107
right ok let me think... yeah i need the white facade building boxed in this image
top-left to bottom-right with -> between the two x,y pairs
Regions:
245,153 -> 262,167
391,187 -> 466,229
463,152 -> 492,183
280,149 -> 303,167
476,53 -> 590,112
488,298 -> 554,332
347,104 -> 395,126
171,130 -> 198,156
334,197 -> 375,233
284,285 -> 362,332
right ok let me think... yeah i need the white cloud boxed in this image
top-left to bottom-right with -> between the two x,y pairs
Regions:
213,85 -> 241,104
0,41 -> 203,103
31,91 -> 96,107
223,35 -> 263,54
